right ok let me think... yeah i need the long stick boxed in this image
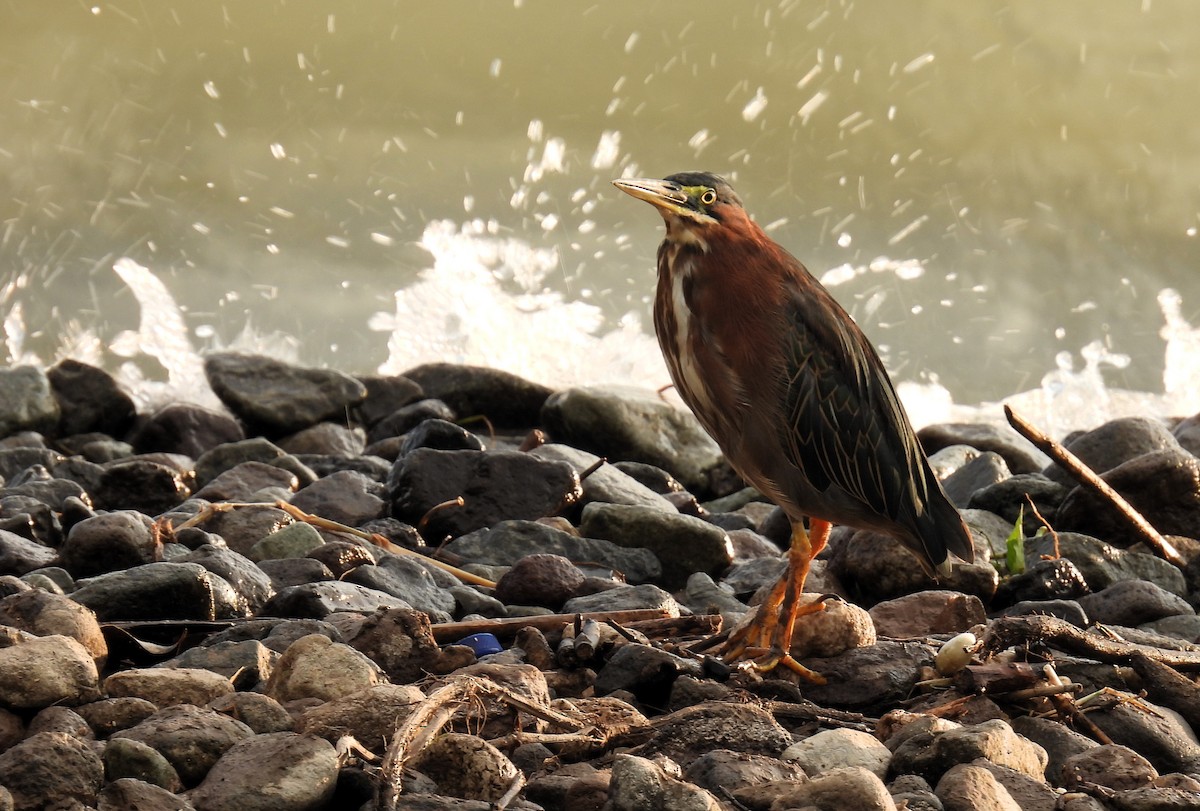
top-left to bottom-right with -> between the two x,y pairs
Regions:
1003,405 -> 1184,568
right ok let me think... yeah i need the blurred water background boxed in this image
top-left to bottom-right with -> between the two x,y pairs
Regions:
2,1 -> 1198,433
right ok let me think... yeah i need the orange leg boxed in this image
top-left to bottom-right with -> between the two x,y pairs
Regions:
721,518 -> 831,682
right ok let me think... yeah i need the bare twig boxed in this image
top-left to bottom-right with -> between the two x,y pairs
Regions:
1003,405 -> 1184,568
429,608 -> 673,643
985,615 -> 1200,670
1023,493 -> 1060,559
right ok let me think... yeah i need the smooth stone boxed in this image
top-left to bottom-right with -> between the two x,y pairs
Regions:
967,473 -> 1071,531
0,589 -> 107,666
594,643 -> 702,704
353,374 -> 424,428
256,557 -> 335,590
869,591 -> 987,638
112,704 -> 254,787
607,754 -> 722,811
399,418 -> 486,455
494,553 -> 585,610
561,583 -> 681,617
540,385 -> 724,493
784,594 -> 877,658
389,448 -> 581,540
992,557 -> 1090,609
204,352 -> 368,434
192,460 -> 299,501
1026,532 -> 1187,596
306,540 -> 375,577
928,719 -> 1049,782
265,633 -> 383,703
91,458 -> 191,515
1087,696 -> 1200,774
579,502 -> 733,590
0,366 -> 60,437
0,468 -> 88,511
289,469 -> 387,526
250,521 -> 325,561
800,642 -> 938,713
681,571 -> 751,620
935,763 -> 1022,811
1008,715 -> 1099,785
402,362 -> 552,429
369,398 -> 456,444
129,403 -> 244,458
59,510 -> 158,578
75,697 -> 159,739
99,778 -> 197,811
181,501 -> 292,558
278,421 -> 366,456
918,422 -> 1044,474
941,451 -> 1012,508
193,438 -> 292,487
784,727 -> 892,779
1057,449 -> 1200,546
445,519 -> 661,584
261,580 -> 413,619
342,555 -> 456,621
1077,579 -> 1194,626
1044,416 -> 1182,486
47,359 -> 137,437
0,731 -> 103,810
102,736 -> 183,792
1060,744 -> 1156,791
0,527 -> 59,574
179,544 -> 275,615
0,634 -> 101,708
26,705 -> 92,740
531,443 -> 678,513
0,446 -> 62,482
206,692 -> 295,734
749,766 -> 896,811
105,667 -> 234,707
71,561 -> 245,621
683,748 -> 806,795
159,640 -> 278,689
998,599 -> 1090,627
188,732 -> 338,811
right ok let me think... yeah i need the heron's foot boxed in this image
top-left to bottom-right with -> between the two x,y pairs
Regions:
718,592 -> 830,683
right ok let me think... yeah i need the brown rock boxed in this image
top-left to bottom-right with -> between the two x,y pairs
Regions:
188,732 -> 338,811
265,633 -> 383,703
105,667 -> 234,708
0,589 -> 107,667
411,733 -> 520,803
869,590 -> 986,637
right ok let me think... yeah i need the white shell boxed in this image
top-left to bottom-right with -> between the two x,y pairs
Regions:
935,632 -> 977,675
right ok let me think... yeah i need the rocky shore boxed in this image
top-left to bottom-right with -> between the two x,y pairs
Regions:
1,353 -> 1199,810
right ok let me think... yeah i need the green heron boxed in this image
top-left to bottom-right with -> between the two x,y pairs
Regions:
613,172 -> 975,680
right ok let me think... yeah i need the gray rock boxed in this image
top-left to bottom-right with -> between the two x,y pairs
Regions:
369,398 -> 456,443
531,443 -> 678,513
935,763 -> 1022,811
193,437 -> 292,487
493,553 -> 584,610
887,774 -> 943,811
784,727 -> 892,778
262,580 -> 413,619
113,704 -> 254,787
26,705 -> 92,740
184,502 -> 292,558
594,643 -> 701,701
105,667 -> 234,707
207,692 -> 295,734
754,766 -> 897,811
75,697 -> 159,739
179,544 -> 275,614
402,363 -> 551,428
0,527 -> 58,574
968,473 -> 1071,531
59,510 -> 158,578
681,572 -> 751,619
993,557 -> 1090,608
100,777 -> 197,811
918,422 -> 1044,474
71,561 -> 245,621
129,403 -> 244,458
446,519 -> 661,583
0,446 -> 62,482
192,460 -> 299,501
1026,532 -> 1186,596
1008,715 -> 1098,784
265,633 -> 382,702
1057,449 -> 1200,546
1045,416 -> 1182,485
47,359 -> 137,438
998,599 -> 1089,627
343,554 -> 456,621
540,385 -> 724,492
399,418 -> 486,455
1060,744 -> 1156,791
869,590 -> 986,638
579,502 -> 732,590
0,588 -> 107,666
353,374 -> 424,428
278,421 -> 366,456
91,458 -> 191,515
0,634 -> 100,708
299,683 -> 425,749
562,583 -> 681,616
390,448 -> 581,539
0,467 -> 88,511
306,540 -> 375,577
1087,696 -> 1200,774
160,640 -> 278,689
971,762 -> 1057,811
0,366 -> 60,437
607,754 -> 722,811
683,749 -> 805,794
188,732 -> 338,811
102,736 -> 183,792
204,352 -> 368,434
291,469 -> 387,526
941,451 -> 1011,508
256,557 -> 335,590
250,521 -> 325,561
801,641 -> 936,713
411,733 -> 521,803
928,719 -> 1048,782
1078,579 -> 1194,626
0,731 -> 103,810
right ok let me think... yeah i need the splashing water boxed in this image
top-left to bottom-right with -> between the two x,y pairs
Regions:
1160,288 -> 1200,412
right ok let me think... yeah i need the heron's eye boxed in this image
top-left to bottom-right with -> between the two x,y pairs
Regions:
700,189 -> 717,206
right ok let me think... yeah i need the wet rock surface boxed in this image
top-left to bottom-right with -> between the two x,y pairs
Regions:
0,357 -> 1199,810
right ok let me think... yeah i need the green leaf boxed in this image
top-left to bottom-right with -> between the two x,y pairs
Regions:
1006,504 -> 1026,575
